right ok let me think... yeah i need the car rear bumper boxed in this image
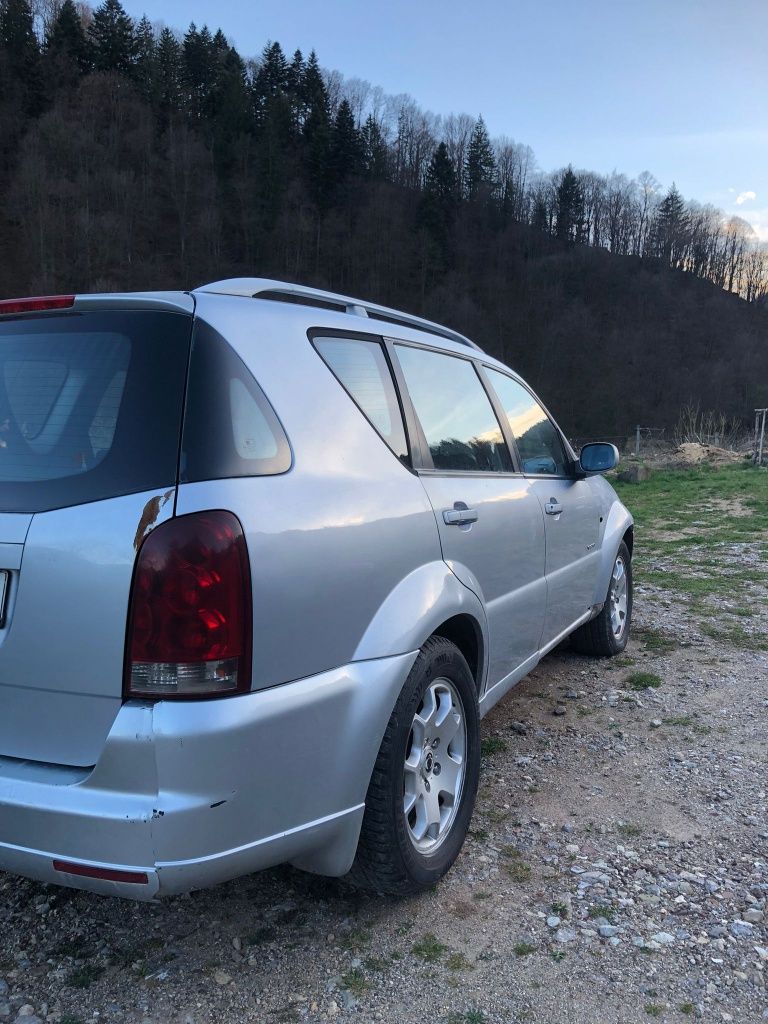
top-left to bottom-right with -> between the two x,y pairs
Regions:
0,651 -> 416,900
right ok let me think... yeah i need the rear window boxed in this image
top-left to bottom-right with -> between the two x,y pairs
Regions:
0,310 -> 191,512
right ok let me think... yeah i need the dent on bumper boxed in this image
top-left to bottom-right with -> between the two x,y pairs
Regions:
0,651 -> 417,899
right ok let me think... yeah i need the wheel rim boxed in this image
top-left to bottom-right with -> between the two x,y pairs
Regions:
609,554 -> 628,639
403,678 -> 467,854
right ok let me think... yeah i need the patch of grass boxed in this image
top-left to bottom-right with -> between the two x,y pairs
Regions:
482,808 -> 509,823
626,671 -> 663,690
613,654 -> 637,667
395,919 -> 414,936
469,828 -> 489,841
500,844 -> 532,882
662,715 -> 694,727
633,626 -> 676,654
699,621 -> 768,651
588,903 -> 617,922
67,963 -> 103,989
644,1005 -> 663,1018
446,951 -> 472,971
729,605 -> 754,617
550,950 -> 566,962
513,941 -> 537,956
679,1003 -> 695,1015
473,890 -> 492,900
480,736 -> 507,757
448,1011 -> 487,1024
363,956 -> 387,972
551,901 -> 568,917
412,933 -> 448,963
340,967 -> 369,997
617,822 -> 643,838
339,928 -> 371,951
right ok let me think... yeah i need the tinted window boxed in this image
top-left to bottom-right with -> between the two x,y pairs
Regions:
181,320 -> 291,482
396,346 -> 511,472
485,369 -> 568,476
314,336 -> 408,461
0,311 -> 191,512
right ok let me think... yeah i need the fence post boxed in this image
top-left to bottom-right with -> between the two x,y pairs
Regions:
759,410 -> 767,467
635,425 -> 641,458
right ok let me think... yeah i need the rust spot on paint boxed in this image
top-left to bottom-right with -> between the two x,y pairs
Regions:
133,489 -> 174,551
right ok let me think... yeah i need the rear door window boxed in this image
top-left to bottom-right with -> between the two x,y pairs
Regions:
395,345 -> 512,472
0,311 -> 191,512
313,335 -> 408,461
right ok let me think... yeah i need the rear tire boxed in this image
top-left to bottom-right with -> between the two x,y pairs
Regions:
348,636 -> 480,895
571,541 -> 632,656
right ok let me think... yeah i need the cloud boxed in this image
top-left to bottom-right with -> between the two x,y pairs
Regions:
735,190 -> 756,205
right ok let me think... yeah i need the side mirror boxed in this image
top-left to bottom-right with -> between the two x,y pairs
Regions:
578,442 -> 619,475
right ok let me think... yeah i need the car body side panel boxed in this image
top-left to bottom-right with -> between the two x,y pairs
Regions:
590,477 -> 634,607
530,477 -> 602,645
176,298 -> 446,688
352,561 -> 488,676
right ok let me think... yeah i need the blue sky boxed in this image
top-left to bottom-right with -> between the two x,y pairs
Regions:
121,0 -> 768,240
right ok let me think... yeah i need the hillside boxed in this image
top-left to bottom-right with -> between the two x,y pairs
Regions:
0,0 -> 767,439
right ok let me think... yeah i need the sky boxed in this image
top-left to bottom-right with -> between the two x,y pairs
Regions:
121,0 -> 768,240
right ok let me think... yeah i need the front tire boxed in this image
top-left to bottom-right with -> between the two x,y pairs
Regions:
571,541 -> 632,656
348,636 -> 480,895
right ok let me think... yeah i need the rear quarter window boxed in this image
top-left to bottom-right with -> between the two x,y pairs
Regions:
180,320 -> 291,482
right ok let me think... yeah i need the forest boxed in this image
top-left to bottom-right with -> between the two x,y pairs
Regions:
1,0 -> 767,438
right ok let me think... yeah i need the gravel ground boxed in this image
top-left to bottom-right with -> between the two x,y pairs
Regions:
1,484 -> 767,1024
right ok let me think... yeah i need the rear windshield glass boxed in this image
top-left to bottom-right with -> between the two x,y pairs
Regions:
0,310 -> 191,512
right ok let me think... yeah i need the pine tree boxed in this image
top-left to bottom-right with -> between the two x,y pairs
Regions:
330,98 -> 364,186
301,50 -> 331,208
420,141 -> 458,254
361,115 -> 389,181
465,116 -> 496,201
155,27 -> 183,123
45,0 -> 92,80
210,44 -> 252,171
0,0 -> 42,114
134,15 -> 156,102
651,184 -> 688,266
182,23 -> 217,121
556,166 -> 584,242
253,40 -> 288,124
88,0 -> 137,77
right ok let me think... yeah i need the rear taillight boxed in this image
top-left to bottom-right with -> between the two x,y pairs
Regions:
125,511 -> 252,700
0,295 -> 75,314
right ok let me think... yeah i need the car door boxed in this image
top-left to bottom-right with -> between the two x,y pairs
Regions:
483,367 -> 602,647
392,342 -> 547,690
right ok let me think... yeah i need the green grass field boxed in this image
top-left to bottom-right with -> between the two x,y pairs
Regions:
612,463 -> 768,650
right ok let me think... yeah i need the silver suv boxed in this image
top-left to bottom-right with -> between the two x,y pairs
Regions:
0,279 -> 633,899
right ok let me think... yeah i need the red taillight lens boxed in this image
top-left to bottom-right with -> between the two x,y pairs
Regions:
0,295 -> 75,314
125,511 -> 252,700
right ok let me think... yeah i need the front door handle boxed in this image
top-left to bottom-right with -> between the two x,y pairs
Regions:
545,498 -> 563,516
443,507 -> 479,526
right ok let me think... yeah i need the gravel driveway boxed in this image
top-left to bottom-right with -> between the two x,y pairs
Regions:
1,468 -> 766,1024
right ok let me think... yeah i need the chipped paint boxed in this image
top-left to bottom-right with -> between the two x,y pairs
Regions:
133,489 -> 174,551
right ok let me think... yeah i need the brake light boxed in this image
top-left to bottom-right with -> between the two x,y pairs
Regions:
0,295 -> 75,314
125,511 -> 252,700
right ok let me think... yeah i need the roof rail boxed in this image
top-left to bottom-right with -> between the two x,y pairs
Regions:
193,278 -> 482,351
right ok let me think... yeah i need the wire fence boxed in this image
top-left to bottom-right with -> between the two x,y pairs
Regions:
571,418 -> 768,465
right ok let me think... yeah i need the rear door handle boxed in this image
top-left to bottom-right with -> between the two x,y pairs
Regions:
443,507 -> 479,526
545,498 -> 563,516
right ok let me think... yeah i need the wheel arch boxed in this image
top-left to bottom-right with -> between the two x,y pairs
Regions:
431,613 -> 484,694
